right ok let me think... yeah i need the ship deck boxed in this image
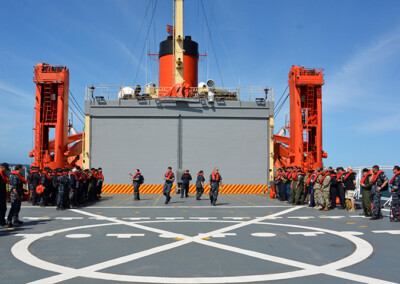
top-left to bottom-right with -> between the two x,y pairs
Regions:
1,194 -> 398,284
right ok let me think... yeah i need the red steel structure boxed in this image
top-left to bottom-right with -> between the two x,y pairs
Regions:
274,66 -> 327,172
29,63 -> 83,169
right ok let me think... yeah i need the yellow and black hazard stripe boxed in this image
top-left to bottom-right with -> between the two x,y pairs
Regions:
101,184 -> 266,194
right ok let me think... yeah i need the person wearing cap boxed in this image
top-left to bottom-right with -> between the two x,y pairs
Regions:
129,169 -> 143,200
196,170 -> 205,200
180,170 -> 192,198
7,164 -> 27,227
360,168 -> 373,217
318,168 -> 331,211
0,163 -> 10,226
370,165 -> 389,220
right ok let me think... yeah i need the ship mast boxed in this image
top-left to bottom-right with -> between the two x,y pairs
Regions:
173,0 -> 184,85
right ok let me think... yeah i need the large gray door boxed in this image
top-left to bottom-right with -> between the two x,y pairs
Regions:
91,117 -> 178,184
182,118 -> 269,184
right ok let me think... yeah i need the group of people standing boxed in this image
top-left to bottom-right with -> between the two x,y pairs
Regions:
0,163 -> 105,227
275,165 -> 400,221
129,167 -> 223,206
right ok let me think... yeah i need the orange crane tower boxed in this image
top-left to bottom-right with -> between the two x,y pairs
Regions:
29,63 -> 83,169
274,66 -> 327,172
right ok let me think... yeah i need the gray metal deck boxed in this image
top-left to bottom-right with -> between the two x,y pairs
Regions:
1,194 -> 398,284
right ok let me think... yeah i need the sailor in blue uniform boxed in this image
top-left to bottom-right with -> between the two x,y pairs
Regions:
7,164 -> 26,227
163,167 -> 175,204
209,168 -> 222,206
370,165 -> 389,220
389,166 -> 400,222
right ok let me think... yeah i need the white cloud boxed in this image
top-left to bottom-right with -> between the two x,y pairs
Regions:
0,81 -> 31,101
324,27 -> 400,109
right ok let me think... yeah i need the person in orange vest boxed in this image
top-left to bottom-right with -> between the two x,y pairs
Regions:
39,167 -> 52,207
209,168 -> 223,206
336,167 -> 347,210
360,168 -> 373,217
370,165 -> 389,220
389,165 -> 400,222
343,166 -> 357,211
294,168 -> 305,205
0,163 -> 10,226
275,168 -> 285,201
97,168 -> 104,199
163,167 -> 175,204
7,164 -> 27,227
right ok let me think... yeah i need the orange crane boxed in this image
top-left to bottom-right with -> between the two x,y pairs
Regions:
29,63 -> 83,169
274,66 -> 327,172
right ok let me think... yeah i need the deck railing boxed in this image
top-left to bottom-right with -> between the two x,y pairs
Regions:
85,85 -> 272,102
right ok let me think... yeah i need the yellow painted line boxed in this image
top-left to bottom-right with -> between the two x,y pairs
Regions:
182,210 -> 187,213
347,222 -> 356,224
230,211 -> 235,213
320,215 -> 326,217
42,216 -> 50,218
113,195 -> 134,207
358,225 -> 368,228
230,195 -> 258,207
135,211 -> 140,214
268,212 -> 273,214
96,212 -> 102,214
202,237 -> 211,240
6,228 -> 14,230
153,194 -> 162,206
174,237 -> 184,240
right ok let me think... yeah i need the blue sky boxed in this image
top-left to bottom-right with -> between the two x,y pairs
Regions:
0,0 -> 399,168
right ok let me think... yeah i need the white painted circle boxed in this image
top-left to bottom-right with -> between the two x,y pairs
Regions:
65,234 -> 91,239
11,219 -> 374,283
251,232 -> 276,237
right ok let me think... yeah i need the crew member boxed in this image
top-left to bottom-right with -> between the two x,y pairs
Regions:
313,168 -> 323,209
196,170 -> 205,200
0,163 -> 10,226
329,169 -> 338,209
370,165 -> 389,220
56,168 -> 68,210
294,168 -> 305,205
336,167 -> 346,210
130,169 -> 143,200
360,168 -> 373,217
30,167 -> 41,206
276,169 -> 286,201
389,166 -> 400,222
289,167 -> 298,204
97,168 -> 104,199
283,167 -> 292,202
307,170 -> 317,207
87,168 -> 97,202
181,170 -> 192,198
163,167 -> 175,204
320,168 -> 331,211
209,168 -> 222,206
343,167 -> 356,211
70,168 -> 80,208
7,164 -> 26,227
39,167 -> 52,207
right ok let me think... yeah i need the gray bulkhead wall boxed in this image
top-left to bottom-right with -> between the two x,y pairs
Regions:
86,100 -> 273,185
